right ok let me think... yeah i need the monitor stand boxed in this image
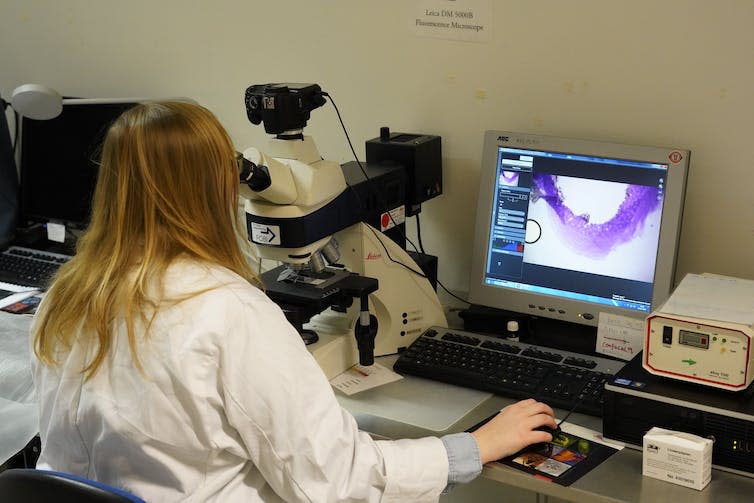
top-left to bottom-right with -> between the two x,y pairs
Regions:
459,304 -> 602,358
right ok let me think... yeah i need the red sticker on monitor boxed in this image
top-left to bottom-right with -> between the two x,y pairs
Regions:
668,151 -> 683,163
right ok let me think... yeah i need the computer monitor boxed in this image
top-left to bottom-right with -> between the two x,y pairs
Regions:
468,130 -> 689,331
18,100 -> 140,230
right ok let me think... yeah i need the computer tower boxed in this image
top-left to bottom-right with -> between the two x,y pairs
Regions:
603,353 -> 754,477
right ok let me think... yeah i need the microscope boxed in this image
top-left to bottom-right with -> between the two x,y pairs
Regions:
239,83 -> 447,379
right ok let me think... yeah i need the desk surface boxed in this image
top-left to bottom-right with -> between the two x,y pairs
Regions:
338,355 -> 754,503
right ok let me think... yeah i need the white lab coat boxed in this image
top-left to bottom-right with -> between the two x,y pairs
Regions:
32,259 -> 449,502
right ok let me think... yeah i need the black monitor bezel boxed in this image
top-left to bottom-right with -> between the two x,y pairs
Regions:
17,100 -> 141,230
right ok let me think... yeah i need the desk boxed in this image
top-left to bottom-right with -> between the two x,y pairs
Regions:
338,355 -> 754,503
5,313 -> 754,501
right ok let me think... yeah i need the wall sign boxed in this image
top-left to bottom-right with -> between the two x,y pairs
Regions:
412,0 -> 492,43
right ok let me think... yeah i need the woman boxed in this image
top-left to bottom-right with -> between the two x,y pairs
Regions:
32,101 -> 556,502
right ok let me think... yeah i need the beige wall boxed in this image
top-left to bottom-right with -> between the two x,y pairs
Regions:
2,1 -> 752,293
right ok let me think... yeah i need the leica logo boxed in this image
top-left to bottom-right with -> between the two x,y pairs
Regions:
366,252 -> 382,260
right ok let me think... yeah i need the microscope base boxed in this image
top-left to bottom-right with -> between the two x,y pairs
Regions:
305,311 -> 359,380
308,332 -> 359,380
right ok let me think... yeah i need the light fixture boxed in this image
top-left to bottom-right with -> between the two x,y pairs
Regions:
10,84 -> 156,121
10,84 -> 64,120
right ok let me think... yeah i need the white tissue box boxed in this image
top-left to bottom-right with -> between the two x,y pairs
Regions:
642,427 -> 712,490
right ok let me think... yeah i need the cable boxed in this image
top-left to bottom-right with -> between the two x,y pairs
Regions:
439,283 -> 471,306
364,221 -> 470,306
414,213 -> 427,254
1,99 -> 19,151
321,91 -> 470,308
12,110 -> 19,151
321,92 -> 422,253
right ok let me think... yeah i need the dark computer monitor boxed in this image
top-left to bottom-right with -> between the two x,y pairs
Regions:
468,131 -> 690,333
18,100 -> 140,230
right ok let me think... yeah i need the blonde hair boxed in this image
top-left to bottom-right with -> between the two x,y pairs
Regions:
33,101 -> 258,378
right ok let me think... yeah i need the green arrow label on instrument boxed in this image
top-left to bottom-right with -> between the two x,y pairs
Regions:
682,359 -> 697,365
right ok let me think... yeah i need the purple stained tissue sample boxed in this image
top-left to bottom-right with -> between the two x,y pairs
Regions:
500,170 -> 520,186
531,174 -> 661,259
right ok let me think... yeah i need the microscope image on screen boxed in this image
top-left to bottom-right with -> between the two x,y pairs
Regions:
525,173 -> 662,283
499,170 -> 520,187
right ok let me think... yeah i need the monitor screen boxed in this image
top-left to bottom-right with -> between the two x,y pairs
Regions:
18,101 -> 140,229
468,131 -> 689,328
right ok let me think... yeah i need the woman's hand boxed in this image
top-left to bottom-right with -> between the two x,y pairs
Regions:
471,399 -> 557,464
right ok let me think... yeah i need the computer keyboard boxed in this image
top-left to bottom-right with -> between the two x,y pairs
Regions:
394,327 -> 625,417
0,246 -> 70,288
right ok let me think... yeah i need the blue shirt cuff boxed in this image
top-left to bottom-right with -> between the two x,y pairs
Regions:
441,432 -> 482,491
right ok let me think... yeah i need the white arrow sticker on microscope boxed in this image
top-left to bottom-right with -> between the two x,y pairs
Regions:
251,223 -> 281,245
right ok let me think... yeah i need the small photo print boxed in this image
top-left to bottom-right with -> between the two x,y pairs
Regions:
1,295 -> 42,314
550,445 -> 586,466
509,432 -> 590,478
512,452 -> 549,469
536,457 -> 572,477
551,433 -> 576,448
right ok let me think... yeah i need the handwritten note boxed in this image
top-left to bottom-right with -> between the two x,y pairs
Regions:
330,363 -> 403,396
46,222 -> 66,243
596,312 -> 645,361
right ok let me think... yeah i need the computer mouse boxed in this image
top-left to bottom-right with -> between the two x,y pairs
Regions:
534,424 -> 562,439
